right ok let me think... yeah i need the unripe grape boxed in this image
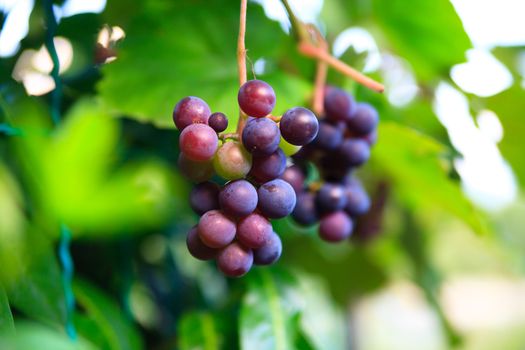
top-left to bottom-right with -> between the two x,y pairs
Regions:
279,137 -> 301,156
213,141 -> 252,180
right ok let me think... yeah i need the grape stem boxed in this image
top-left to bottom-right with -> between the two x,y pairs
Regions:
279,0 -> 385,93
309,26 -> 329,115
299,42 -> 385,93
219,133 -> 239,141
267,114 -> 282,122
236,0 -> 248,135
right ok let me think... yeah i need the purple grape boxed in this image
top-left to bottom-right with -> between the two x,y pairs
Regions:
178,154 -> 214,183
208,112 -> 228,133
179,123 -> 218,161
198,210 -> 236,248
280,165 -> 305,193
316,183 -> 347,213
237,213 -> 273,249
291,191 -> 318,226
312,121 -> 344,151
318,211 -> 353,242
339,139 -> 370,167
249,148 -> 286,183
319,153 -> 353,181
347,103 -> 379,136
324,88 -> 355,122
238,80 -> 276,118
362,129 -> 378,147
173,96 -> 211,130
190,182 -> 220,215
219,180 -> 258,217
242,117 -> 281,156
280,107 -> 319,145
217,242 -> 253,277
186,226 -> 218,260
253,232 -> 282,265
257,179 -> 296,219
345,180 -> 371,216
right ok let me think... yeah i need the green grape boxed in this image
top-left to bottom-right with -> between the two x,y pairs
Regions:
213,141 -> 252,180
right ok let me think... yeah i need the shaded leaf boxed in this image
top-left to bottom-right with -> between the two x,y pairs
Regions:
98,1 -> 310,129
178,312 -> 221,350
73,279 -> 143,350
240,269 -> 300,350
372,0 -> 471,80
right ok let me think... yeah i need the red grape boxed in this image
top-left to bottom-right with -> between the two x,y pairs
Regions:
173,96 -> 211,130
179,123 -> 218,161
238,80 -> 276,118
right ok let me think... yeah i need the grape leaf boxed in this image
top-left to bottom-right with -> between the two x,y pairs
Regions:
73,279 -> 143,350
98,1 -> 310,129
0,287 -> 14,332
372,122 -> 487,233
371,0 -> 471,80
240,269 -> 300,350
178,312 -> 221,350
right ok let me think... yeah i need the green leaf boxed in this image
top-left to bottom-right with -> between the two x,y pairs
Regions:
178,312 -> 221,350
98,1 -> 310,129
371,0 -> 471,80
485,85 -> 525,188
293,273 -> 348,350
0,287 -> 14,332
7,242 -> 67,327
12,98 -> 181,235
0,322 -> 96,350
372,122 -> 487,233
73,279 -> 143,350
240,269 -> 300,350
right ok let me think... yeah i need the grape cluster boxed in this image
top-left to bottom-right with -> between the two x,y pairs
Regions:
289,87 -> 378,242
173,80 -> 319,277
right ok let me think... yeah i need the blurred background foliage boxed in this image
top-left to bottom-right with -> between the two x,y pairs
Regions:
0,0 -> 524,349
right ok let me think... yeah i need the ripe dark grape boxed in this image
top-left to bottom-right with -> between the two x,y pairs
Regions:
313,121 -> 344,151
253,232 -> 282,265
208,112 -> 228,133
291,192 -> 318,226
316,183 -> 347,213
324,88 -> 355,122
219,180 -> 258,217
280,165 -> 305,193
173,96 -> 211,130
319,153 -> 353,181
179,123 -> 218,161
189,182 -> 220,215
319,211 -> 353,242
249,148 -> 286,183
237,213 -> 273,249
362,129 -> 378,147
242,117 -> 281,156
347,103 -> 379,136
345,180 -> 371,216
178,154 -> 214,183
213,141 -> 252,180
280,107 -> 319,146
258,179 -> 296,219
238,80 -> 276,118
198,210 -> 236,248
186,226 -> 218,260
217,242 -> 253,277
339,139 -> 370,167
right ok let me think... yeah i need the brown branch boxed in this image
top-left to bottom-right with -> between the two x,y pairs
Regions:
236,0 -> 248,135
299,42 -> 385,93
309,26 -> 329,115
